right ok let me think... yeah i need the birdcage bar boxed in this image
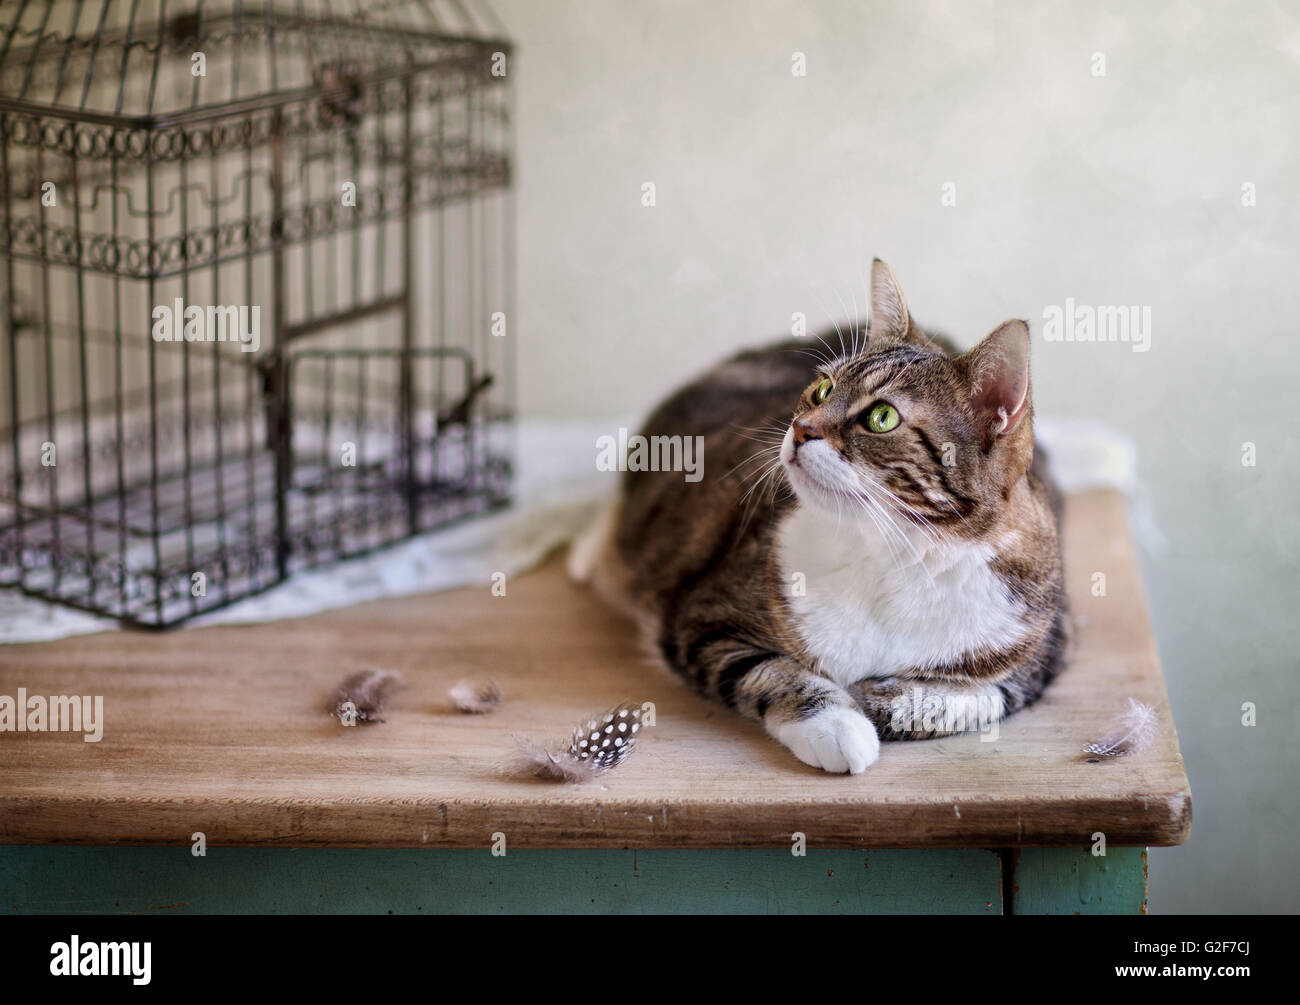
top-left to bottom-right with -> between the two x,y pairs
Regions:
1,134 -> 21,589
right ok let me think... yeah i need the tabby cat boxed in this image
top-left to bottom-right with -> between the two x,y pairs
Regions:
569,261 -> 1067,773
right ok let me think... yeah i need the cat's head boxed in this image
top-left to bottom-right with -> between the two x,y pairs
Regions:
780,260 -> 1036,537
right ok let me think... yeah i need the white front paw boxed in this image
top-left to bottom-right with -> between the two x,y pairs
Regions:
769,706 -> 880,774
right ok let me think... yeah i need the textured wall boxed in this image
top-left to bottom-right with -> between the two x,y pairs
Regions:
496,0 -> 1300,913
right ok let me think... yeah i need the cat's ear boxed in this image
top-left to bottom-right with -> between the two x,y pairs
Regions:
869,259 -> 943,350
868,259 -> 913,341
959,319 -> 1032,447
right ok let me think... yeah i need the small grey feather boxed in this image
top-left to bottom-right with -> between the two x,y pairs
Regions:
327,667 -> 402,724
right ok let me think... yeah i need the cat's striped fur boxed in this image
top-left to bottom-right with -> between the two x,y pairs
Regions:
571,261 -> 1067,773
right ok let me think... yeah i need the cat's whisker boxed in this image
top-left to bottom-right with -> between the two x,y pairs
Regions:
722,444 -> 783,482
823,472 -> 906,570
736,453 -> 783,506
851,480 -> 938,588
849,286 -> 861,358
737,457 -> 787,534
934,497 -> 979,538
732,418 -> 789,433
812,334 -> 842,371
857,475 -> 930,540
731,418 -> 789,434
850,489 -> 902,568
869,484 -> 944,548
730,440 -> 785,458
728,420 -> 791,444
764,465 -> 785,507
811,332 -> 842,364
834,287 -> 856,358
860,492 -> 913,574
814,291 -> 851,368
862,271 -> 872,342
730,429 -> 787,447
728,449 -> 774,478
879,502 -> 945,583
784,346 -> 833,369
864,478 -> 964,549
906,504 -> 948,546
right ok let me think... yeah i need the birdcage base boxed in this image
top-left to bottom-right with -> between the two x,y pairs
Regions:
0,415 -> 510,628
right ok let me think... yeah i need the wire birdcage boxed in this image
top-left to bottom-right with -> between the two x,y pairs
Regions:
0,1 -> 515,627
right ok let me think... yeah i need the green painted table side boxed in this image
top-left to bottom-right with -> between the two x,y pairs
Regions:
0,846 -> 1147,915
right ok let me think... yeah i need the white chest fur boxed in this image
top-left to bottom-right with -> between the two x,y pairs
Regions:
776,504 -> 1028,686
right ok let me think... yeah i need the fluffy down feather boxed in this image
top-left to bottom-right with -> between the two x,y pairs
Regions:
448,679 -> 503,714
1083,698 -> 1157,757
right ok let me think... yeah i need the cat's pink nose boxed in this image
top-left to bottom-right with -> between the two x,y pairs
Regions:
792,419 -> 821,446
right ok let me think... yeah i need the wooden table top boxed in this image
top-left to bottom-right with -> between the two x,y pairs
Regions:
0,489 -> 1191,849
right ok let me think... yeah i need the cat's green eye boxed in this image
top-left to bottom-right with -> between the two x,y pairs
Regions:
812,378 -> 833,404
864,402 -> 901,433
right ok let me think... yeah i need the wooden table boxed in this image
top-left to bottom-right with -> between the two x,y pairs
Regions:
0,489 -> 1190,914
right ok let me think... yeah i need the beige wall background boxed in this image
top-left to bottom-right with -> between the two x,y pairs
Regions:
497,0 -> 1300,913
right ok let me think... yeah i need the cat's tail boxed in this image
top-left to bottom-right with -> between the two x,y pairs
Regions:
566,496 -> 644,624
566,496 -> 619,583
